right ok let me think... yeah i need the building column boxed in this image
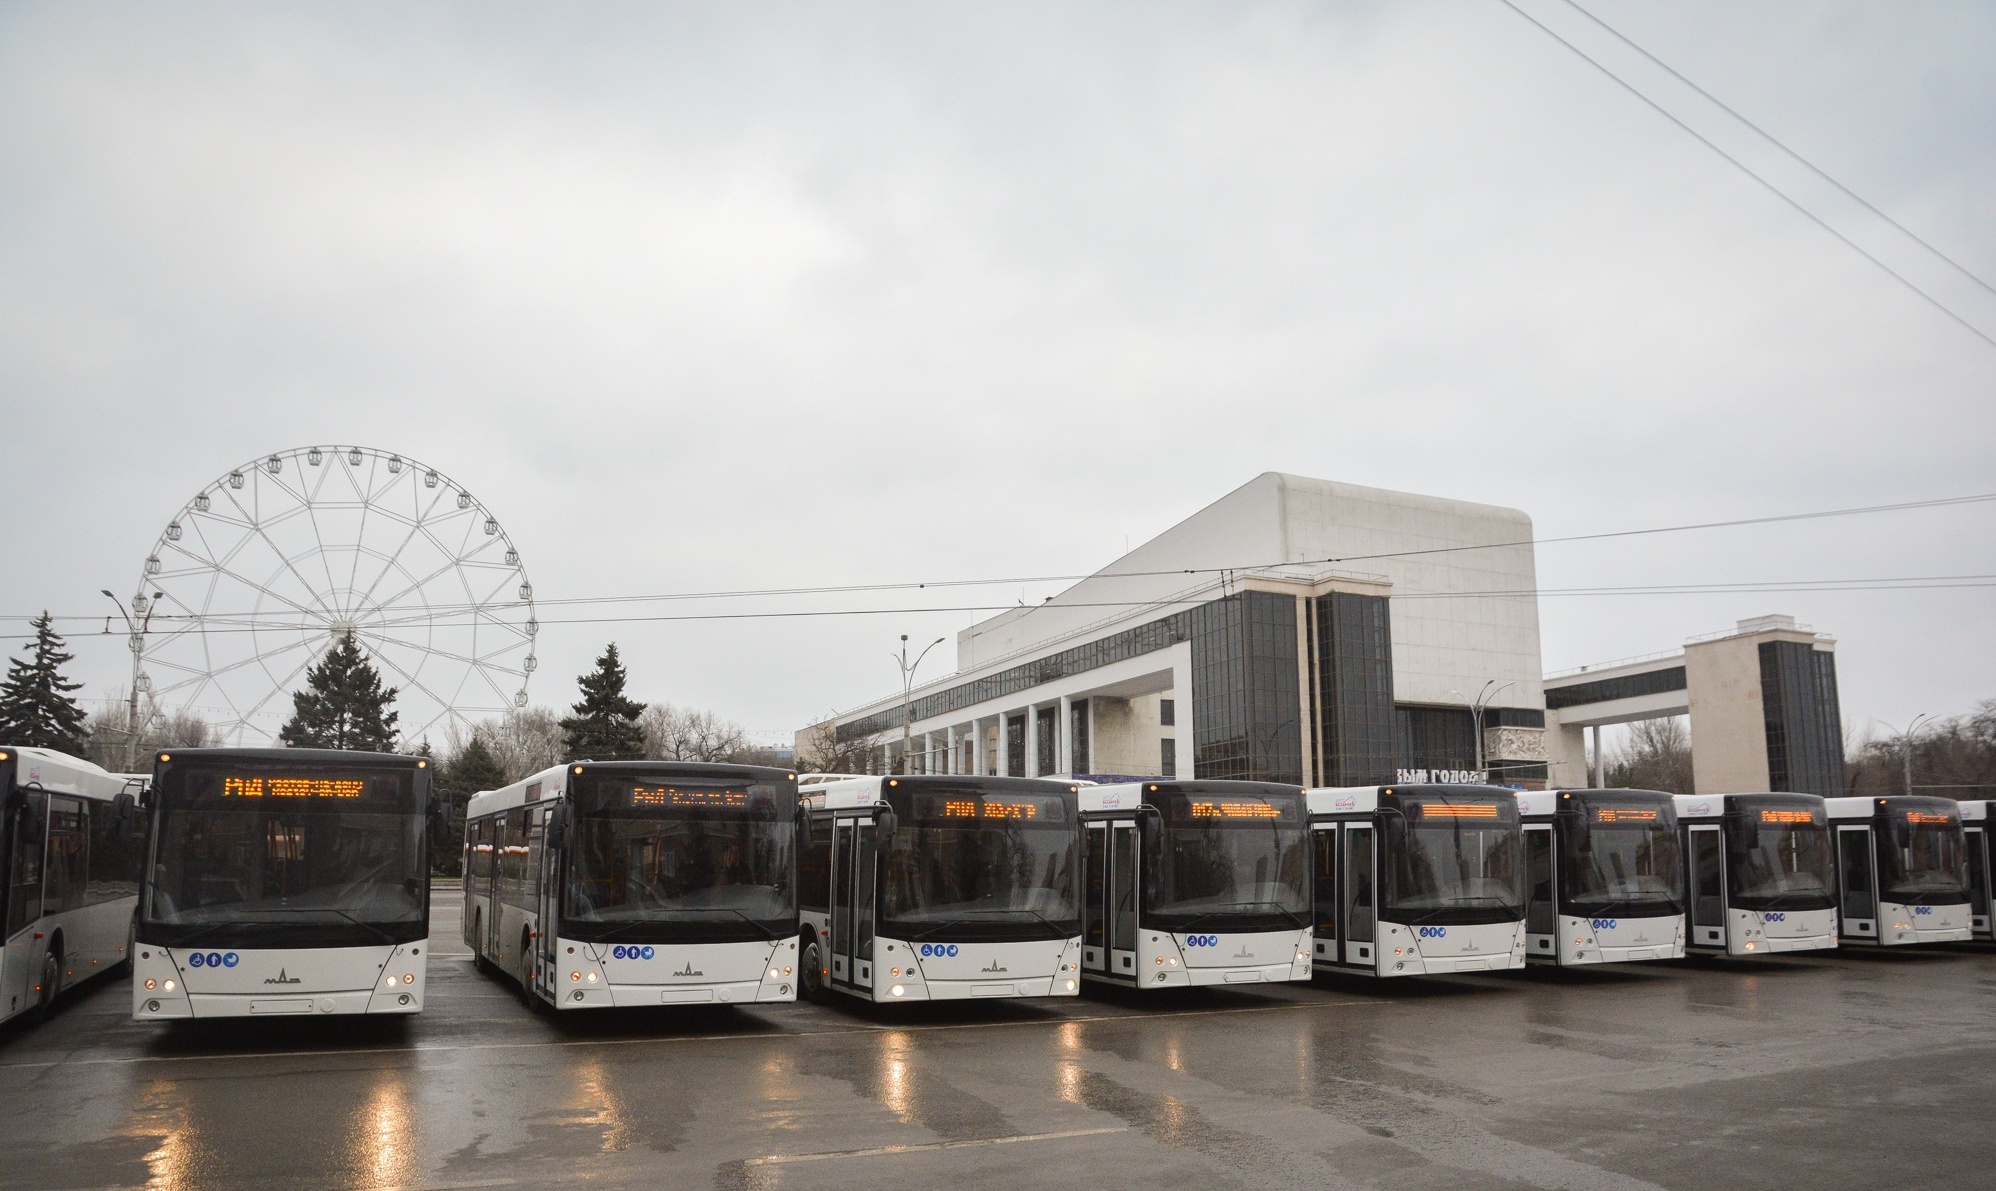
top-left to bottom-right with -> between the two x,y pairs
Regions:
945,725 -> 958,775
1057,694 -> 1072,777
1024,707 -> 1039,777
1590,725 -> 1604,789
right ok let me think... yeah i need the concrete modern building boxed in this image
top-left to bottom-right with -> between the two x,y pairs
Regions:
1544,615 -> 1845,796
800,473 -> 1552,788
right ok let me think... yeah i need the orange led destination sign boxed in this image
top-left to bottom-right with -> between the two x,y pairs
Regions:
1414,803 -> 1499,819
222,776 -> 364,798
943,798 -> 1038,819
631,785 -> 747,809
1593,808 -> 1658,823
1759,809 -> 1815,825
1189,800 -> 1280,819
1904,811 -> 1952,825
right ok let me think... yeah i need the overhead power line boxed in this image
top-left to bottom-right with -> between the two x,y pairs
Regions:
1497,0 -> 1996,351
18,489 -> 1995,626
1560,0 -> 1996,300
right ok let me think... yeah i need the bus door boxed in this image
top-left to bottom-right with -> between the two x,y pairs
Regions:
532,806 -> 558,996
1965,826 -> 1989,936
1687,825 -> 1725,948
1344,825 -> 1375,968
1109,820 -> 1138,979
850,821 -> 875,991
831,819 -> 853,985
1311,824 -> 1336,963
5,791 -> 47,1012
486,813 -> 510,960
1524,824 -> 1555,958
1836,826 -> 1876,939
1083,822 -> 1108,974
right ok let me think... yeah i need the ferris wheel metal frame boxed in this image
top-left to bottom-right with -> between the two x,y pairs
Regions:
131,445 -> 539,749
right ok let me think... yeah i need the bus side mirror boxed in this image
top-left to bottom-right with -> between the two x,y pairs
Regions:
1892,816 -> 1911,851
1138,806 -> 1162,856
1571,813 -> 1592,854
1739,814 -> 1760,851
545,805 -> 568,851
874,805 -> 897,842
112,792 -> 138,838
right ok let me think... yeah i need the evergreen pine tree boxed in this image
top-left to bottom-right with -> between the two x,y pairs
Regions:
278,633 -> 400,751
432,735 -> 508,875
560,643 -> 647,760
0,612 -> 89,753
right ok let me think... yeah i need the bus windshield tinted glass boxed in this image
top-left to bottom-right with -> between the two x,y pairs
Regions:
1385,800 -> 1525,926
1146,789 -> 1309,933
143,762 -> 424,945
880,791 -> 1078,942
564,779 -> 795,941
1878,806 -> 1969,906
1726,801 -> 1834,911
1560,800 -> 1682,918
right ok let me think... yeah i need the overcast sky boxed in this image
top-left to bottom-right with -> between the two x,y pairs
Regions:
2,1 -> 1992,752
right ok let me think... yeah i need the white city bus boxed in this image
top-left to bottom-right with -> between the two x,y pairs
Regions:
798,775 -> 1081,1003
1516,789 -> 1684,966
464,760 -> 800,1009
1,747 -> 145,1025
1961,800 -> 1991,942
1308,785 -> 1526,977
1673,793 -> 1837,956
133,748 -> 432,1020
1081,781 -> 1311,990
1824,796 -> 1973,947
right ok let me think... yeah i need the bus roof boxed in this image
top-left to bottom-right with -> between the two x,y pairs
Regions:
1306,784 -> 1518,816
1083,778 -> 1300,815
801,773 -> 1076,813
0,745 -> 142,801
1517,787 -> 1676,817
1670,792 -> 1826,820
468,759 -> 797,820
1825,794 -> 1961,821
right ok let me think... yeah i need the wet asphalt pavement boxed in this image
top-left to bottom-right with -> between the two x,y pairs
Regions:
3,896 -> 1993,1191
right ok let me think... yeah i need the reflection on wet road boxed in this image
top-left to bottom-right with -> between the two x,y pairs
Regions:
2,898 -> 1991,1190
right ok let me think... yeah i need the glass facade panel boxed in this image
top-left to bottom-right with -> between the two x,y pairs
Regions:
1006,715 -> 1026,777
1759,642 -> 1845,797
1394,705 -> 1477,775
1190,591 -> 1302,782
1035,706 -> 1057,776
1315,592 -> 1395,786
1546,666 -> 1687,711
1070,699 -> 1090,776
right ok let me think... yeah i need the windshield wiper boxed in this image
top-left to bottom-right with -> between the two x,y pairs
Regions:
1169,902 -> 1308,933
589,908 -> 785,943
159,907 -> 402,946
953,908 -> 1073,937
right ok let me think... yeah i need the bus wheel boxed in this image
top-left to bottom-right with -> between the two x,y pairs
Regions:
471,911 -> 493,974
27,946 -> 60,1024
518,929 -> 546,1014
800,936 -> 826,1003
112,918 -> 136,978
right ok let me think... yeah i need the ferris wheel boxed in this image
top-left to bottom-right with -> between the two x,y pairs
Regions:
132,446 -> 538,748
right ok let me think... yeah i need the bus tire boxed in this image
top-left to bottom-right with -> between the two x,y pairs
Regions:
518,929 -> 548,1014
27,944 -> 60,1024
799,934 -> 826,1004
111,917 -> 136,978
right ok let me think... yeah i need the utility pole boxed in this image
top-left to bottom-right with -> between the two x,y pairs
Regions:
1891,713 -> 1934,796
894,634 -> 945,776
101,589 -> 161,770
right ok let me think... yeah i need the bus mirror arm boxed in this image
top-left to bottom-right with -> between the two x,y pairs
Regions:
874,803 -> 897,841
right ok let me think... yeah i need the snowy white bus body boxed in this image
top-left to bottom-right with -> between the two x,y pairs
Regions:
1308,785 -> 1526,977
465,760 -> 799,1010
0,747 -> 144,1025
1824,796 -> 1973,946
1516,789 -> 1684,966
1672,793 -> 1837,956
799,775 -> 1081,1003
134,748 -> 432,1020
1958,800 -> 1991,942
1081,781 -> 1311,991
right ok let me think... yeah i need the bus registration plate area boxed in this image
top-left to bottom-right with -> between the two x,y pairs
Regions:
248,998 -> 315,1015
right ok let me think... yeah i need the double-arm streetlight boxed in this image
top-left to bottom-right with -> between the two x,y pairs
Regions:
101,589 -> 162,770
894,634 -> 946,775
1880,713 -> 1934,796
1470,678 -> 1516,778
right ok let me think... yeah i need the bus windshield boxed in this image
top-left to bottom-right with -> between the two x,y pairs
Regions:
142,760 -> 426,947
563,777 -> 795,942
1145,787 -> 1309,933
880,789 -> 1078,943
1384,797 -> 1525,926
1878,803 -> 1969,906
1560,797 -> 1682,919
1726,800 -> 1834,912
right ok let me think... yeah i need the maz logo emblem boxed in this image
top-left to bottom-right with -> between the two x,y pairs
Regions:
919,943 -> 960,958
980,960 -> 1009,973
673,962 -> 704,978
263,968 -> 301,985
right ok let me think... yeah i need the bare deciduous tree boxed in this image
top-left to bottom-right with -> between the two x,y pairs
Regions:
641,703 -> 749,762
794,716 -> 880,777
1607,715 -> 1694,794
82,690 -> 215,771
465,706 -> 566,783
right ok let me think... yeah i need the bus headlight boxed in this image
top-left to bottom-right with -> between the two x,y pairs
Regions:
386,975 -> 399,986
890,984 -> 905,997
163,979 -> 176,992
586,972 -> 598,983
1064,979 -> 1077,991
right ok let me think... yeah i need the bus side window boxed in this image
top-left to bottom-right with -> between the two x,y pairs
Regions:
798,816 -> 831,913
1313,829 -> 1337,940
1967,831 -> 1989,919
1084,825 -> 1107,949
6,795 -> 46,935
44,798 -> 87,915
88,797 -> 140,903
1690,829 -> 1724,931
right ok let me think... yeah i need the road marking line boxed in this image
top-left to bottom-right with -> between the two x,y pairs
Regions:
0,998 -> 1386,1071
745,1126 -> 1128,1165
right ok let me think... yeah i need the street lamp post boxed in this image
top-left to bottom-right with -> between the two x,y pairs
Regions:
101,588 -> 161,771
1884,713 -> 1934,796
1471,679 -> 1516,780
893,634 -> 946,776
